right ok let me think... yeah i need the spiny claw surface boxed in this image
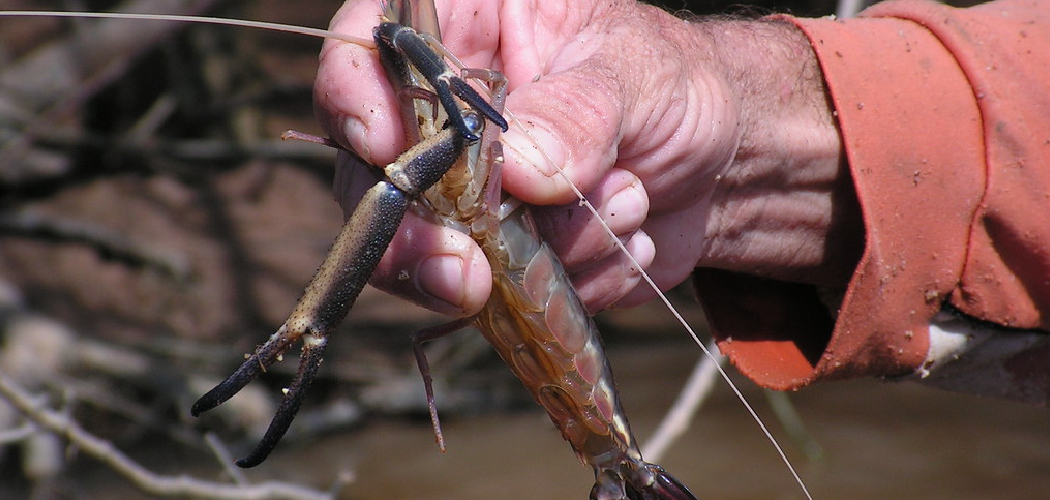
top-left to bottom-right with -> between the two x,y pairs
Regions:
236,336 -> 328,468
192,327 -> 298,416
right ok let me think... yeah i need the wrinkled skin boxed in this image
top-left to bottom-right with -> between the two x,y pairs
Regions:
314,0 -> 856,317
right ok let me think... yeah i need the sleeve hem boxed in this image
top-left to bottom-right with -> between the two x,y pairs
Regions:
705,12 -> 988,388
789,13 -> 986,381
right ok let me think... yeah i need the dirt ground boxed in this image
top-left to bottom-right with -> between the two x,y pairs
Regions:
1,1 -> 1048,499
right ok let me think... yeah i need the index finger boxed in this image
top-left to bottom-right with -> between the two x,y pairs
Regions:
314,1 -> 405,166
315,0 -> 504,168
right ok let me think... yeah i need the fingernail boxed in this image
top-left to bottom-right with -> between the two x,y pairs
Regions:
343,116 -> 370,162
603,181 -> 648,221
415,254 -> 466,311
502,123 -> 564,178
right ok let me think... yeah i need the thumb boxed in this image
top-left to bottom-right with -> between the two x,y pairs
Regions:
499,64 -> 628,206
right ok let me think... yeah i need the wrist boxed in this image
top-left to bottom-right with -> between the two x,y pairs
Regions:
688,19 -> 860,286
726,19 -> 842,173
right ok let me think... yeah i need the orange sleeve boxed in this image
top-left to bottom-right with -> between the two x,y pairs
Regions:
693,0 -> 1050,391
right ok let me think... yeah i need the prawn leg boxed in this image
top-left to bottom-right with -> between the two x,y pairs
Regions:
192,119 -> 479,467
374,22 -> 508,139
410,316 -> 477,452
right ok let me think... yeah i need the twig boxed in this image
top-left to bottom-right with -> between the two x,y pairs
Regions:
641,340 -> 725,462
0,423 -> 36,444
0,371 -> 335,500
764,390 -> 824,462
205,432 -> 249,486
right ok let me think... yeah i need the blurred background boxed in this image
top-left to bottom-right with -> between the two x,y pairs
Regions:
1,1 -> 1047,499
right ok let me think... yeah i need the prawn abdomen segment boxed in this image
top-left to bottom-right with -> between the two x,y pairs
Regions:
473,209 -> 627,439
471,202 -> 698,500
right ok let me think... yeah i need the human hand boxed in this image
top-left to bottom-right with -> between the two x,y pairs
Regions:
314,0 -> 856,317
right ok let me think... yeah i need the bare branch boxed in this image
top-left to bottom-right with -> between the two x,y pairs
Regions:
205,432 -> 250,486
641,341 -> 725,462
0,371 -> 340,500
0,423 -> 36,444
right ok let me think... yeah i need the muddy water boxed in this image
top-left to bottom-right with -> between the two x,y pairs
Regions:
267,342 -> 1050,500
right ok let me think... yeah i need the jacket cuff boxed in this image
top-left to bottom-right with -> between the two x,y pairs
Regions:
696,10 -> 985,389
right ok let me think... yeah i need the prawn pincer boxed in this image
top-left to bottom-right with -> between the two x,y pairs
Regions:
0,3 -> 705,499
192,1 -> 698,498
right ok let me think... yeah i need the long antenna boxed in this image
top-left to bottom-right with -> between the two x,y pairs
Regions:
0,11 -> 375,48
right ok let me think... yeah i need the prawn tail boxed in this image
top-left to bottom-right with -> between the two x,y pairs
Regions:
592,463 -> 699,500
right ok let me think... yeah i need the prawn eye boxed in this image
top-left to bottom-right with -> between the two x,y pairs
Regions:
460,110 -> 484,139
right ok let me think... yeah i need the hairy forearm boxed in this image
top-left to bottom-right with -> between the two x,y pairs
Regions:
684,18 -> 861,286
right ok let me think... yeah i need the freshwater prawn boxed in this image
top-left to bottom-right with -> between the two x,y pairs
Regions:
0,2 -> 809,499
190,2 -> 697,497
